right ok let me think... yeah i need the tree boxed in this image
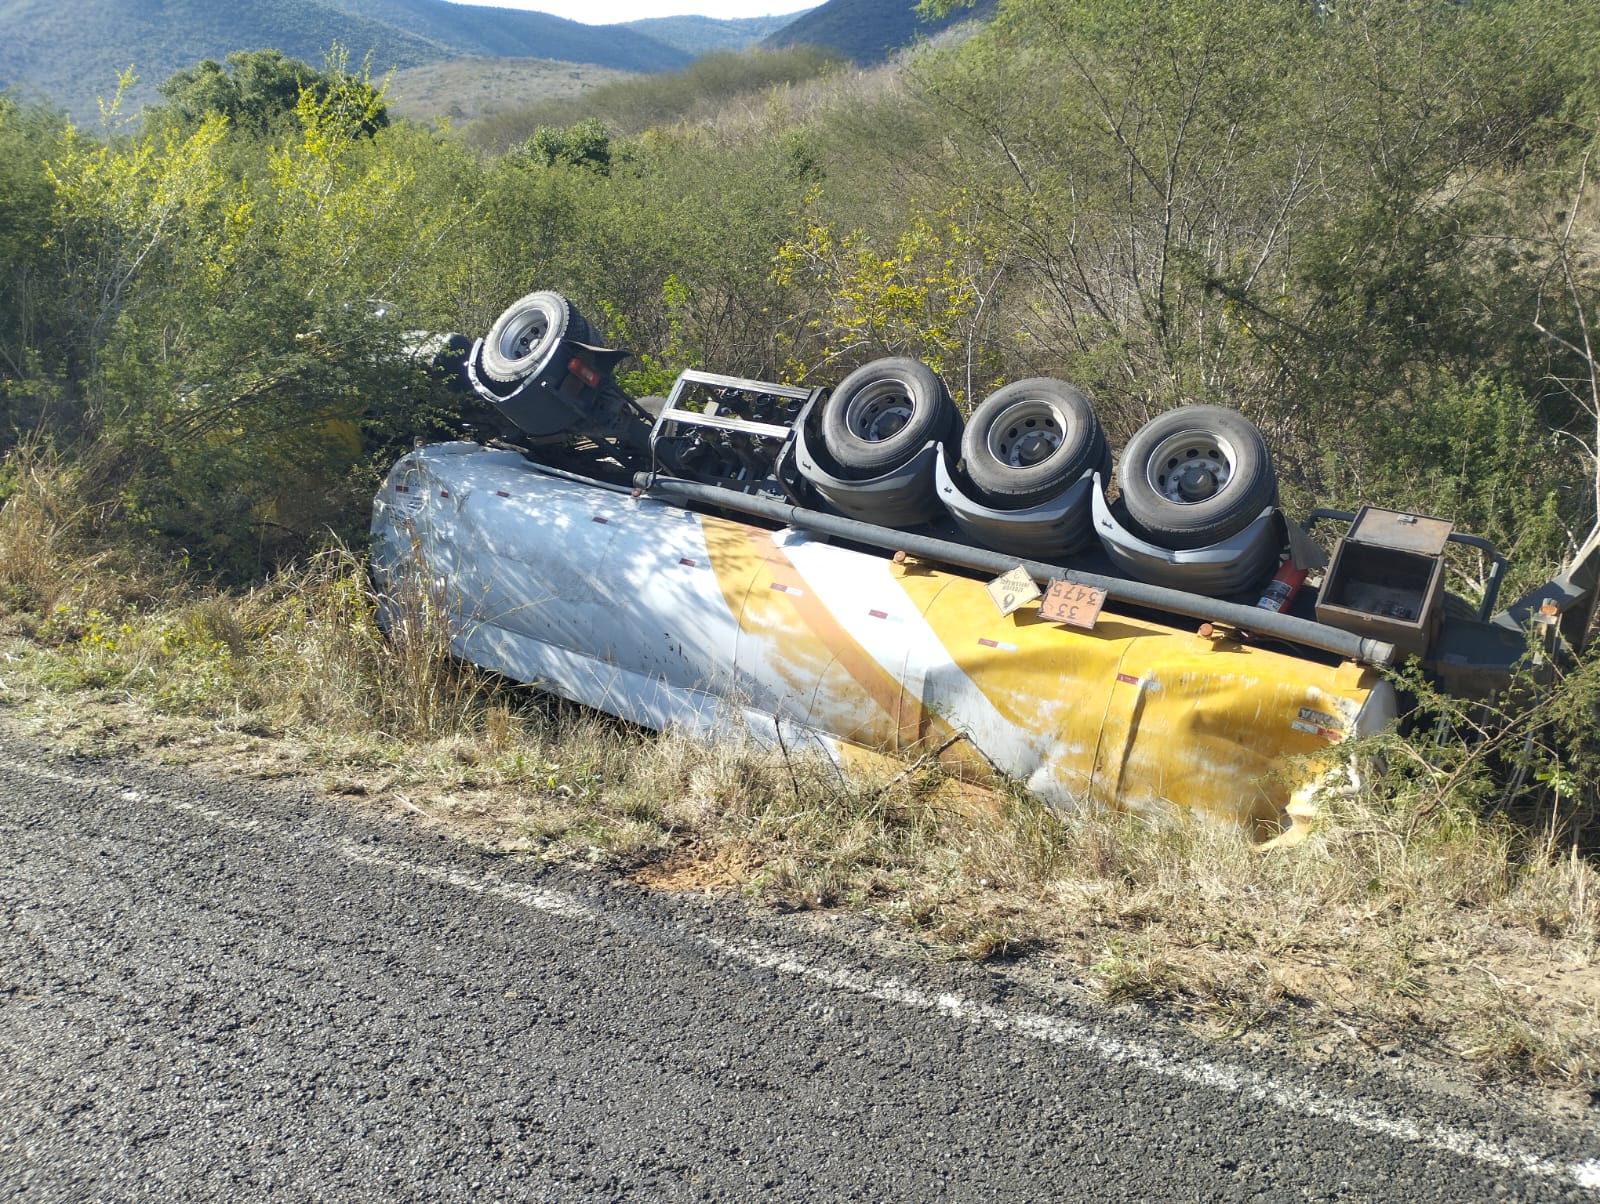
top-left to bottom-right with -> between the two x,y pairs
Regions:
773,191 -> 1004,402
155,49 -> 389,138
1531,130 -> 1600,528
522,119 -> 612,174
905,0 -> 1333,433
34,51 -> 471,572
0,98 -> 67,392
0,98 -> 81,451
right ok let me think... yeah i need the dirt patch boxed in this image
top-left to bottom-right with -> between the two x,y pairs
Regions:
631,841 -> 767,893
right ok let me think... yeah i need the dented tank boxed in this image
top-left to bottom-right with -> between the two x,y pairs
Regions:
371,443 -> 1398,839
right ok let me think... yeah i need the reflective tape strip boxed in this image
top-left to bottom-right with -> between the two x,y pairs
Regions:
868,609 -> 889,620
770,583 -> 805,597
496,490 -> 510,498
1116,672 -> 1140,686
978,638 -> 1017,652
1292,719 -> 1342,740
592,516 -> 610,525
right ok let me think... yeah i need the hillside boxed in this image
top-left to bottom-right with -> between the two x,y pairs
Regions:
763,0 -> 995,64
324,0 -> 687,68
621,14 -> 801,56
0,0 -> 978,128
0,0 -> 688,121
384,56 -> 630,125
459,42 -> 843,150
384,13 -> 808,125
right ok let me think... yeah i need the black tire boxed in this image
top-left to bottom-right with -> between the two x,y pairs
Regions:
480,291 -> 583,384
1118,405 -> 1277,550
961,378 -> 1107,510
566,311 -> 595,345
820,357 -> 957,476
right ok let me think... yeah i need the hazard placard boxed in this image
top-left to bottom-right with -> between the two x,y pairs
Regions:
1040,578 -> 1106,629
985,565 -> 1040,617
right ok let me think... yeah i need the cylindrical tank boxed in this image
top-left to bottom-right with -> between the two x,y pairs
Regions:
371,443 -> 1396,839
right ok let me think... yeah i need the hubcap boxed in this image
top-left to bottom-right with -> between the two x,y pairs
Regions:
846,380 -> 916,443
497,298 -> 563,364
1144,429 -> 1237,505
502,313 -> 549,360
986,398 -> 1067,469
1175,464 -> 1217,500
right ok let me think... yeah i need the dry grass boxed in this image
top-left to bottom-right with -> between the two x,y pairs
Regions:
0,443 -> 131,619
1,447 -> 1596,1099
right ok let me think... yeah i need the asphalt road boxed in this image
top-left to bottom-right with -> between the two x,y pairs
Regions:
2,735 -> 1597,1202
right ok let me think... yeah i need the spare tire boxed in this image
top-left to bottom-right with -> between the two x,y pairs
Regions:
821,357 -> 957,477
1118,405 -> 1277,550
962,378 -> 1108,510
480,291 -> 584,384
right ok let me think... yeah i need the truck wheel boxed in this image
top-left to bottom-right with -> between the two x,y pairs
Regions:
821,357 -> 956,476
565,310 -> 595,344
962,378 -> 1107,510
480,291 -> 582,384
1118,405 -> 1277,550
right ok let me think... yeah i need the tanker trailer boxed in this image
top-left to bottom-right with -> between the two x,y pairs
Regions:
371,291 -> 1600,841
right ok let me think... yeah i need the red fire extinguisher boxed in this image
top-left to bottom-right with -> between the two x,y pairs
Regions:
1256,558 -> 1308,613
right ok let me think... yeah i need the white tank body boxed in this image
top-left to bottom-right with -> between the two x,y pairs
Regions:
371,443 -> 1396,837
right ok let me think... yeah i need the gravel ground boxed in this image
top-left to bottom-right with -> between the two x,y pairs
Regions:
2,738 -> 1597,1202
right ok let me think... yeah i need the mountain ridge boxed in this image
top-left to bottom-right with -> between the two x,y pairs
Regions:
619,14 -> 797,57
763,0 -> 996,65
0,0 -> 993,126
0,0 -> 691,120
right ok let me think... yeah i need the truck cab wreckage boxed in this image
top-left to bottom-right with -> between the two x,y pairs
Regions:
371,290 -> 1600,839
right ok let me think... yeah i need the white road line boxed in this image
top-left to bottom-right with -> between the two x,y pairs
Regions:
335,839 -> 597,921
5,752 -> 1597,1193
0,757 -> 132,791
168,798 -> 263,833
0,758 -> 265,833
329,846 -> 1600,1197
703,936 -> 1600,1194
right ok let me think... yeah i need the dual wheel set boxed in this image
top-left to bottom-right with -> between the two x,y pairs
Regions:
812,357 -> 1283,593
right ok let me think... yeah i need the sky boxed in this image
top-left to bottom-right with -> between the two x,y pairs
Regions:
449,0 -> 818,25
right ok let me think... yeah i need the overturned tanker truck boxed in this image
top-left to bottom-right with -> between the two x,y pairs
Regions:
371,290 -> 1600,840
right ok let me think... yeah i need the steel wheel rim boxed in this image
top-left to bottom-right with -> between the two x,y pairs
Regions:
844,379 -> 917,443
497,300 -> 559,363
986,398 -> 1067,469
1144,428 -> 1238,504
